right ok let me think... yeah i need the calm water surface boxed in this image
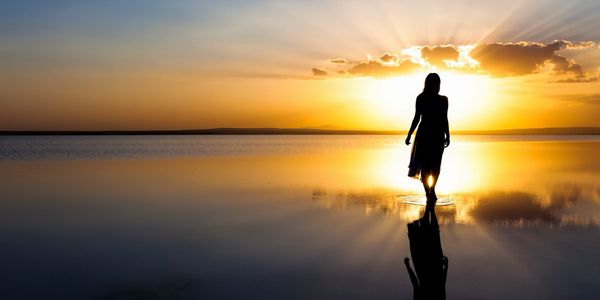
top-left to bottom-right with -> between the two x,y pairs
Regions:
1,135 -> 600,299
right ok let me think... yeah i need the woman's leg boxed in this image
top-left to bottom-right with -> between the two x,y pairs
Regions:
432,169 -> 442,200
421,174 -> 434,202
424,172 -> 439,204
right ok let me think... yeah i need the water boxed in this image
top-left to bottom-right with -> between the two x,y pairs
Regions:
0,135 -> 408,160
2,134 -> 599,160
1,135 -> 600,299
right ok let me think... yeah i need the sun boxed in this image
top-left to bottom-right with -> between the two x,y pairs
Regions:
438,71 -> 493,125
360,71 -> 493,129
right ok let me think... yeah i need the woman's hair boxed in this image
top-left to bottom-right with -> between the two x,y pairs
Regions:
423,73 -> 441,94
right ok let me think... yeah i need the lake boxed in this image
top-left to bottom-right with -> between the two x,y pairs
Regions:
1,135 -> 600,299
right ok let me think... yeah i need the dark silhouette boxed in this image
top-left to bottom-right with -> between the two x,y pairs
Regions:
405,73 -> 450,204
404,204 -> 448,300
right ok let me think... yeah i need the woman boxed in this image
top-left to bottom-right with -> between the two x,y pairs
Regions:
405,73 -> 450,204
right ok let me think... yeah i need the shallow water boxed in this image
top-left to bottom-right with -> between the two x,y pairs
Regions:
1,135 -> 600,299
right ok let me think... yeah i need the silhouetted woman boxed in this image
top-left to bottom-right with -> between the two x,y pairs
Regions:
405,73 -> 450,204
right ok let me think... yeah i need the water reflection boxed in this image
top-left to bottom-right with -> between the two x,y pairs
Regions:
312,185 -> 600,226
372,138 -> 600,195
304,137 -> 600,227
295,137 -> 600,227
404,204 -> 448,300
2,136 -> 600,298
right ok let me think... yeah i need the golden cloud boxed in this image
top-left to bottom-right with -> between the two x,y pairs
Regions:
470,41 -> 567,76
347,60 -> 421,77
379,53 -> 399,63
421,45 -> 459,68
330,58 -> 348,64
312,40 -> 598,81
312,67 -> 328,76
554,93 -> 600,104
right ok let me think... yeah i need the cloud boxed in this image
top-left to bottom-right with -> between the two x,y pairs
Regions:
467,40 -> 594,79
549,54 -> 597,82
556,76 -> 597,83
470,188 -> 583,224
315,40 -> 597,80
330,58 -> 348,64
379,53 -> 398,63
563,41 -> 598,50
347,60 -> 421,77
469,41 -> 563,76
421,45 -> 459,67
312,67 -> 327,76
227,71 -> 314,80
548,54 -> 583,75
554,93 -> 600,104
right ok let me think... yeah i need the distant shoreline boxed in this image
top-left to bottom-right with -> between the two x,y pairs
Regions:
2,127 -> 600,136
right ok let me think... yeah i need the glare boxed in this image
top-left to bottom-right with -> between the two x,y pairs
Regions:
360,71 -> 494,129
438,71 -> 493,125
366,137 -> 485,195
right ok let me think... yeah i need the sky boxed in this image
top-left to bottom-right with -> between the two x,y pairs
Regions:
1,0 -> 600,130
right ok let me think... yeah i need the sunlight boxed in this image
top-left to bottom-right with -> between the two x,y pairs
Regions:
367,75 -> 421,119
427,175 -> 434,187
438,71 -> 493,125
366,137 -> 485,195
360,72 -> 494,129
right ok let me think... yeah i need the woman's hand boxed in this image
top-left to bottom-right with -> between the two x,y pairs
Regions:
444,136 -> 450,148
405,136 -> 411,145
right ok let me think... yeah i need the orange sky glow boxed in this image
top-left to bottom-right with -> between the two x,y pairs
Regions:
1,0 -> 600,131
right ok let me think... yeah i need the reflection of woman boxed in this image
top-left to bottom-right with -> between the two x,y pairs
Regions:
404,204 -> 448,300
405,73 -> 450,203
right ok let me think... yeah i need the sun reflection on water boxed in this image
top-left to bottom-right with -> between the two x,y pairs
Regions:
364,139 -> 490,196
308,137 -> 600,227
99,135 -> 600,228
311,187 -> 600,227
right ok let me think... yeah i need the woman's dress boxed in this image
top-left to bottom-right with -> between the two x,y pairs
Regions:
408,93 -> 448,180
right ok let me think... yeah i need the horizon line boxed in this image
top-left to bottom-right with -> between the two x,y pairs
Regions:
2,126 -> 600,136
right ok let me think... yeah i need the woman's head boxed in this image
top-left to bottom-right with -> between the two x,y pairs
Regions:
423,73 -> 441,94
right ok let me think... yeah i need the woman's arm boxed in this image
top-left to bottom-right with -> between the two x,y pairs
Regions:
443,96 -> 450,148
405,97 -> 421,145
